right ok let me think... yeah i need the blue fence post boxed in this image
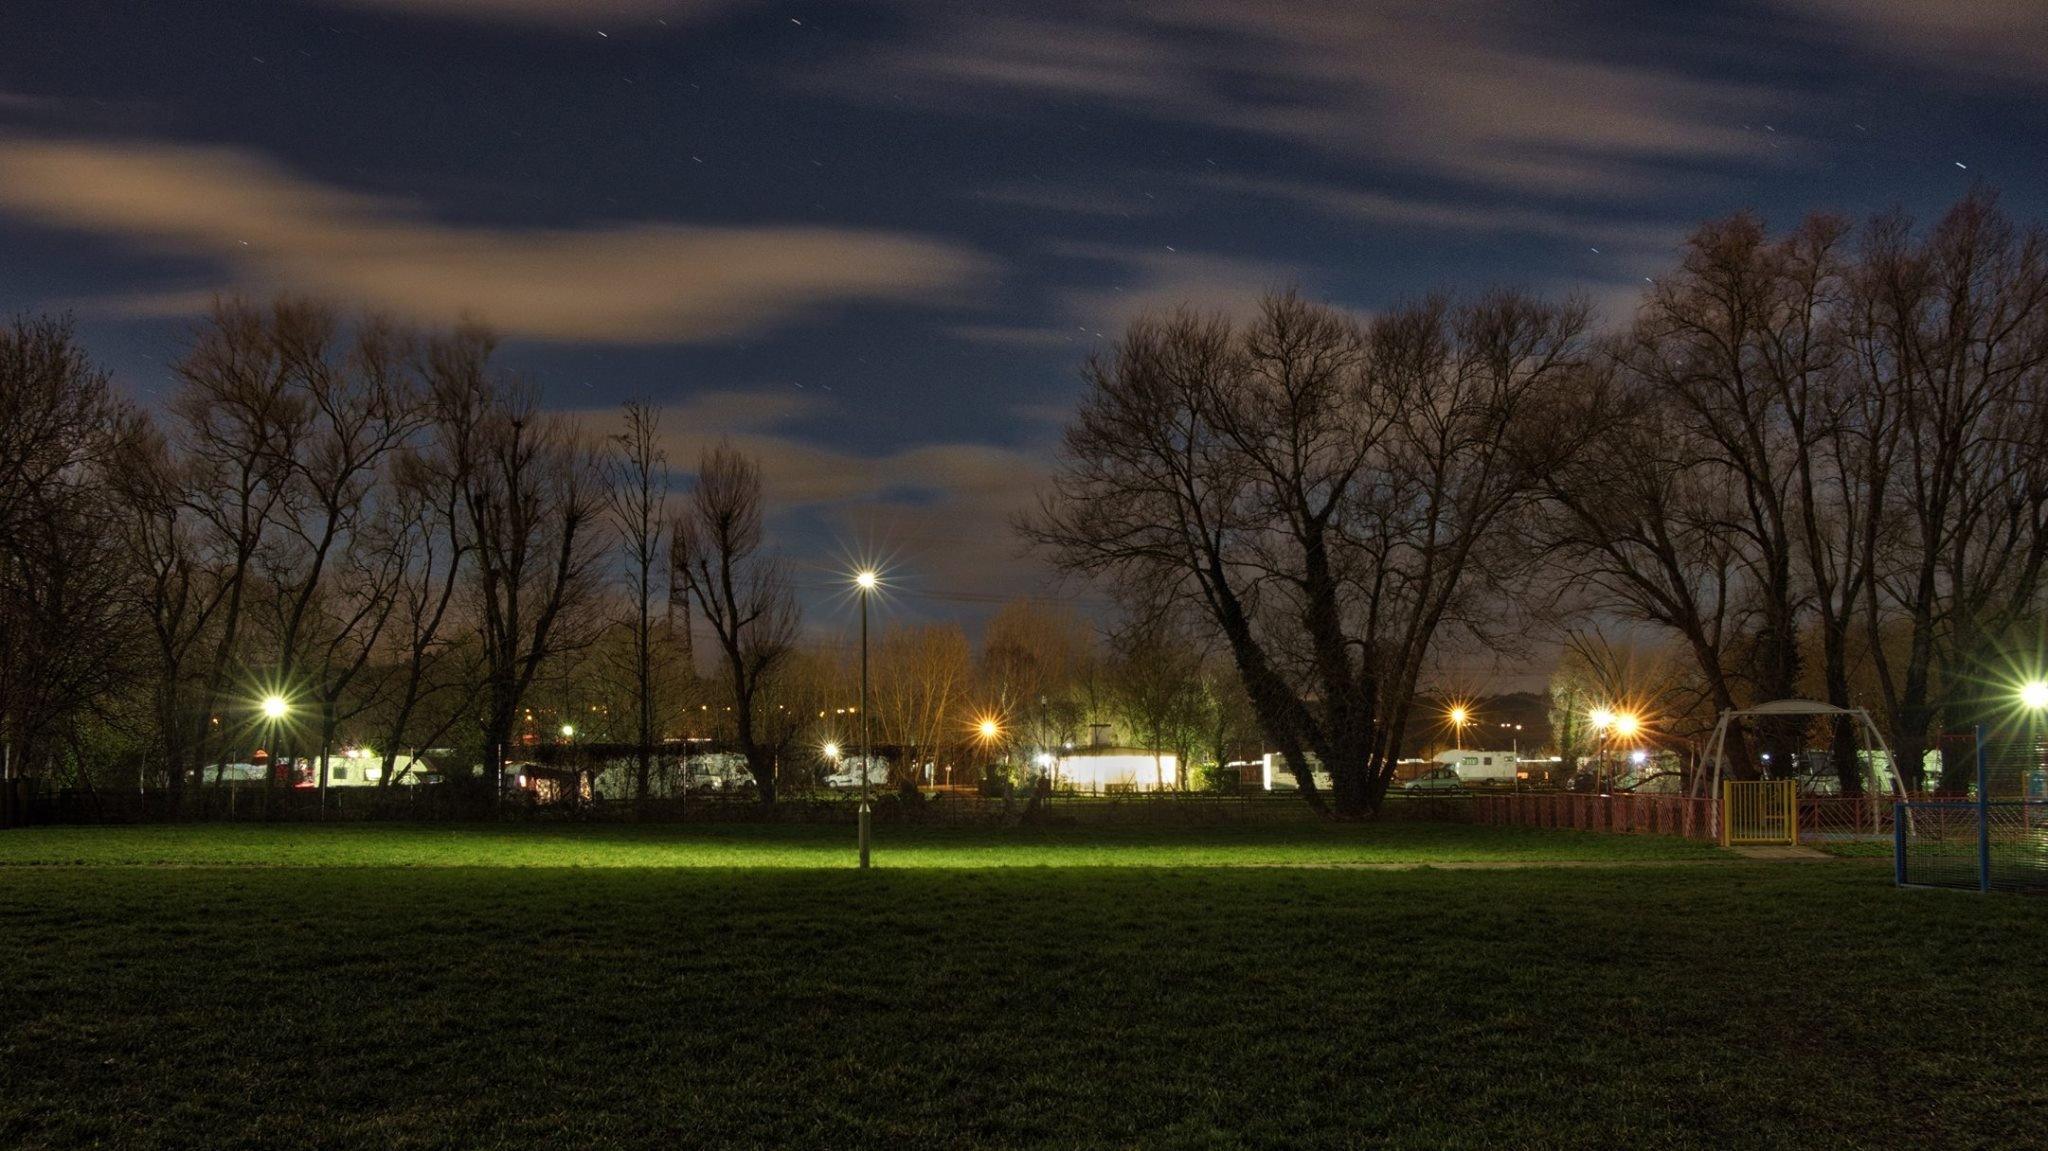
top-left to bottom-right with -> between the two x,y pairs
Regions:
1976,724 -> 1991,893
1893,801 -> 1908,886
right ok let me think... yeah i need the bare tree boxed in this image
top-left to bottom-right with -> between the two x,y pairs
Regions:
147,300 -> 310,805
1540,217 -> 1857,783
1195,653 -> 1260,787
979,599 -> 1095,764
1029,290 -> 1587,816
603,400 -> 670,806
371,438 -> 479,786
1624,216 -> 1838,775
251,304 -> 425,803
671,444 -> 800,804
1844,193 -> 2048,789
0,316 -> 135,785
428,328 -> 604,792
1106,616 -> 1208,790
872,622 -> 972,787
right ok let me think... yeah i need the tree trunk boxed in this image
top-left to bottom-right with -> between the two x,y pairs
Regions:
1329,762 -> 1373,819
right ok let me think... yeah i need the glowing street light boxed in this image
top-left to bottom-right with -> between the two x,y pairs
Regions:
2021,680 -> 2048,712
559,724 -> 575,739
261,694 -> 289,720
824,741 -> 841,761
978,717 -> 1001,741
856,569 -> 878,591
1588,707 -> 1615,732
1447,704 -> 1470,749
1611,712 -> 1641,740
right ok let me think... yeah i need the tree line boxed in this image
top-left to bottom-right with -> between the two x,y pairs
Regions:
4,191 -> 2043,817
0,307 -> 1258,809
1029,190 -> 2047,814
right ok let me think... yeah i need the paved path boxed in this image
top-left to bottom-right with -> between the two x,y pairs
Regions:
1728,845 -> 1838,861
1230,855 -> 1851,870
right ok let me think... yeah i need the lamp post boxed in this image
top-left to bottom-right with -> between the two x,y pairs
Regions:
1448,706 -> 1469,750
259,693 -> 290,800
855,569 -> 878,868
1588,707 -> 1613,791
2022,681 -> 2048,801
976,716 -> 1002,787
1611,711 -> 1641,791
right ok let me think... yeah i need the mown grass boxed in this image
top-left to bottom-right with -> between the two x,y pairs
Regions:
0,820 -> 1728,869
2,826 -> 2035,1150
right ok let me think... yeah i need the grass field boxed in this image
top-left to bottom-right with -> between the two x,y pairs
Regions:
2,823 -> 2040,1150
0,820 -> 1728,869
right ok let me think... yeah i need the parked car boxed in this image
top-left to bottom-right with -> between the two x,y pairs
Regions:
1402,767 -> 1466,793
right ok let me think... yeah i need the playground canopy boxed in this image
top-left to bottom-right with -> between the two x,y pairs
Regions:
1694,698 -> 1908,804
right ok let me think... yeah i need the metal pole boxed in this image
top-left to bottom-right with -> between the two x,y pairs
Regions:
318,701 -> 331,817
1893,800 -> 1908,886
858,587 -> 871,869
1976,723 -> 1990,893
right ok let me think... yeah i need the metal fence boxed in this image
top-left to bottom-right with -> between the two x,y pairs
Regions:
6,781 -> 1379,827
1471,792 -> 1717,838
1470,788 -> 2009,847
1895,800 -> 2048,893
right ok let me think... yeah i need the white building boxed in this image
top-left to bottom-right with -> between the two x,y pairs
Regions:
1052,747 -> 1180,792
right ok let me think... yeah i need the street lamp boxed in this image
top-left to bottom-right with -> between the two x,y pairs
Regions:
1447,705 -> 1470,750
854,568 -> 879,868
560,724 -> 575,739
256,693 -> 291,793
2021,680 -> 2048,712
973,716 -> 1003,791
2022,681 -> 2048,800
1499,722 -> 1524,787
1609,711 -> 1642,789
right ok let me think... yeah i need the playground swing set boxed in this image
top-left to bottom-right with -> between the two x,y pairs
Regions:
1696,698 -> 2047,893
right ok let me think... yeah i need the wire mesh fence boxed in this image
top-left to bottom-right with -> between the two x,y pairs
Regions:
1896,800 -> 2048,893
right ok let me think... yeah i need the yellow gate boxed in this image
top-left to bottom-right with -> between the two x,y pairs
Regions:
1720,780 -> 1798,847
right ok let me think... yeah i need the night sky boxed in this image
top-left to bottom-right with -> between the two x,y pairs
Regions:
3,1 -> 2045,644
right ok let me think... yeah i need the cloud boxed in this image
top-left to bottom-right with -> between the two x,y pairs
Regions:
1201,176 -> 1682,250
0,136 -> 991,343
1049,243 -> 1307,332
1200,175 -> 1688,321
1779,1 -> 2048,86
838,0 -> 1791,195
316,0 -> 740,27
571,390 -> 1061,615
